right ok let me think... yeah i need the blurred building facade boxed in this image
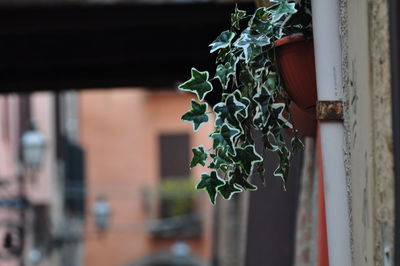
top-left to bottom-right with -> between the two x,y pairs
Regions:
0,1 -> 398,266
79,89 -> 214,266
0,92 -> 85,266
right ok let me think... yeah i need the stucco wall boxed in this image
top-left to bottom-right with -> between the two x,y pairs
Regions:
341,0 -> 394,265
80,89 -> 213,266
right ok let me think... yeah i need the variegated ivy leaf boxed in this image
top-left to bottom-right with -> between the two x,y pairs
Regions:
215,62 -> 235,90
253,86 -> 273,127
256,162 -> 266,184
210,123 -> 241,155
179,68 -> 213,101
252,59 -> 269,80
239,66 -> 256,90
209,148 -> 234,172
262,132 -> 279,151
190,145 -> 209,168
236,29 -> 271,47
274,145 -> 291,189
291,136 -> 304,152
217,181 -> 242,200
271,1 -> 297,23
233,90 -> 250,119
213,92 -> 247,127
234,144 -> 263,175
266,75 -> 277,90
234,29 -> 270,62
253,107 -> 264,129
210,30 -> 236,53
216,47 -> 231,63
231,5 -> 247,30
270,126 -> 286,146
181,100 -> 209,131
271,103 -> 293,129
248,8 -> 272,34
228,167 -> 257,191
196,171 -> 226,204
250,7 -> 269,23
236,43 -> 263,63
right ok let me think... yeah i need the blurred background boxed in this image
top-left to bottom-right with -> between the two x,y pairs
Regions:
0,0 -> 312,266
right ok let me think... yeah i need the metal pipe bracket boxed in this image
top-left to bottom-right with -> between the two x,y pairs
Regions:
316,101 -> 344,121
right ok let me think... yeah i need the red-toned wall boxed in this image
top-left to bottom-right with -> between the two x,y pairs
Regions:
80,88 -> 213,266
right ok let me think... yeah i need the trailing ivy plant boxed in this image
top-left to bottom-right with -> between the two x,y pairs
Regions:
180,0 -> 312,204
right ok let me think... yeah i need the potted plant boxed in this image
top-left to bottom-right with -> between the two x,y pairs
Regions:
179,0 -> 315,204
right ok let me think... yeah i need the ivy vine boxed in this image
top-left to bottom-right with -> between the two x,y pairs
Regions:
180,0 -> 312,204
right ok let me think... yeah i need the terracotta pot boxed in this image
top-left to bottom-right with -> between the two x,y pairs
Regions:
289,102 -> 316,137
283,102 -> 316,137
274,33 -> 317,115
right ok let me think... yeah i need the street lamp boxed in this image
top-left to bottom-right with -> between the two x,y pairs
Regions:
18,121 -> 46,266
93,195 -> 111,232
21,121 -> 46,170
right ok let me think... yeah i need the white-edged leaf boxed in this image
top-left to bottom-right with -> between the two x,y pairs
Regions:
190,145 -> 209,168
213,92 -> 247,127
210,123 -> 241,155
181,100 -> 209,131
179,68 -> 213,101
209,30 -> 236,53
228,167 -> 257,191
272,103 -> 293,129
196,171 -> 226,204
233,144 -> 263,175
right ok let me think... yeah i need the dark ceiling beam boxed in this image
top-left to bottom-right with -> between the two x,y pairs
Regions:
0,2 -> 254,92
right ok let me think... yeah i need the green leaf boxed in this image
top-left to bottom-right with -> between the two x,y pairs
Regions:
190,145 -> 209,168
181,100 -> 209,131
179,68 -> 213,101
234,144 -> 263,175
250,7 -> 269,23
216,47 -> 231,63
234,29 -> 270,62
274,145 -> 291,188
210,123 -> 241,154
271,1 -> 297,23
269,126 -> 285,146
291,136 -> 304,152
217,182 -> 242,200
253,86 -> 273,127
262,132 -> 279,151
210,30 -> 236,53
239,66 -> 256,91
249,7 -> 272,33
266,75 -> 277,90
213,92 -> 247,127
209,148 -> 234,172
215,62 -> 235,90
196,171 -> 226,204
253,107 -> 264,129
256,162 -> 266,184
228,167 -> 257,191
271,103 -> 293,129
233,90 -> 250,119
231,5 -> 247,30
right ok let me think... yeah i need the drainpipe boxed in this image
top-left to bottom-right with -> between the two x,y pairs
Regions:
311,0 -> 352,266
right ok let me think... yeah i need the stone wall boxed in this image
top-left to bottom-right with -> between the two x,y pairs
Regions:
341,0 -> 395,265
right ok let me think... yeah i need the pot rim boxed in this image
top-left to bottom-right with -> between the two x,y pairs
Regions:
274,33 -> 305,47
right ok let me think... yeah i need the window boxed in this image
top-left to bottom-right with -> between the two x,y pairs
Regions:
159,134 -> 190,179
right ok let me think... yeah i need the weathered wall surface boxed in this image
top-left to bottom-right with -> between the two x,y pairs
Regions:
341,0 -> 394,265
369,0 -> 395,264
